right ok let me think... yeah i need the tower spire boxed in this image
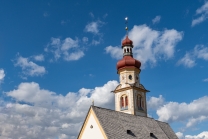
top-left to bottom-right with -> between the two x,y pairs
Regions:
121,17 -> 133,57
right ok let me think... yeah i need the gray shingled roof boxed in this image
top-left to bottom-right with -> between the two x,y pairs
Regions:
92,106 -> 178,139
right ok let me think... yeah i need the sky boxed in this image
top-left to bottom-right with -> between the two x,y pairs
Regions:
0,0 -> 208,139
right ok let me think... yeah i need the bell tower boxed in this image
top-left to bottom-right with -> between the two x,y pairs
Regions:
113,18 -> 149,117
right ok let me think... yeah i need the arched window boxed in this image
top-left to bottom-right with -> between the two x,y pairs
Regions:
120,95 -> 128,110
137,95 -> 143,110
121,97 -> 124,107
127,48 -> 129,52
125,96 -> 128,107
124,49 -> 126,53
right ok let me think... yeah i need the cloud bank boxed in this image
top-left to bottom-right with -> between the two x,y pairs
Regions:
1,82 -> 208,138
155,96 -> 208,129
0,80 -> 118,139
177,131 -> 208,139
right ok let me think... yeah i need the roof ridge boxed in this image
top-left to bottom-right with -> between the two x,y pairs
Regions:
92,106 -> 158,120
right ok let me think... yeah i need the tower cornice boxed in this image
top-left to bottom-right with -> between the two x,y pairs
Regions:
117,66 -> 141,74
113,85 -> 149,93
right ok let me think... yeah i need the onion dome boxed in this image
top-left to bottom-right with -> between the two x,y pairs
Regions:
117,35 -> 141,70
117,56 -> 141,70
122,36 -> 133,47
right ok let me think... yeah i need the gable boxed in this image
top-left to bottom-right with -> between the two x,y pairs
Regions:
78,108 -> 107,139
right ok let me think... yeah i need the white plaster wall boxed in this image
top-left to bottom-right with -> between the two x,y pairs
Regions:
80,113 -> 105,139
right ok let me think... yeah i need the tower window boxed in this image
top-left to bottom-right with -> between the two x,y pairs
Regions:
137,95 -> 144,110
121,97 -> 124,107
125,96 -> 128,107
129,75 -> 132,80
120,95 -> 128,110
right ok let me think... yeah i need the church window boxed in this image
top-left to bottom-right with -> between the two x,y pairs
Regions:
129,75 -> 132,80
137,95 -> 143,110
120,95 -> 128,110
121,97 -> 124,107
125,96 -> 128,106
127,48 -> 129,52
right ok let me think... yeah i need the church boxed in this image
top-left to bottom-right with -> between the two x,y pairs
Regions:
77,24 -> 178,139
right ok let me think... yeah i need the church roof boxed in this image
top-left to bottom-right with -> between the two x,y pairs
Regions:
116,55 -> 141,70
91,106 -> 178,139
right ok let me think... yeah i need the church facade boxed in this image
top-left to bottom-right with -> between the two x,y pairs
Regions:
78,33 -> 178,139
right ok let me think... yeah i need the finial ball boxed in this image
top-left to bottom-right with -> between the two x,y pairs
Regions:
125,17 -> 128,21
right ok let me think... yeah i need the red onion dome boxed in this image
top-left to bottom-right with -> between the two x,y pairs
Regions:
117,56 -> 141,70
122,36 -> 133,47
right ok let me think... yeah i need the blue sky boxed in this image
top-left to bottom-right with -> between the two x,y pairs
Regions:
0,0 -> 208,139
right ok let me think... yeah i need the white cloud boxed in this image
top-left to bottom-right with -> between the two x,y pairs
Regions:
177,131 -> 208,139
84,20 -> 103,34
45,37 -> 84,61
63,51 -> 84,61
186,116 -> 208,128
1,80 -> 118,139
105,24 -> 183,68
152,15 -> 161,24
157,96 -> 208,128
0,69 -> 5,83
105,45 -> 123,59
147,95 -> 165,110
61,38 -> 79,51
84,20 -> 104,45
176,132 -> 184,139
177,53 -> 196,68
177,45 -> 208,68
192,2 -> 208,27
33,54 -> 44,61
15,55 -> 46,77
185,131 -> 208,139
195,45 -> 208,60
